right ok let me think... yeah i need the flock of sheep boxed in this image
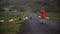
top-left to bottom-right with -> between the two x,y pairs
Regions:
0,18 -> 17,23
0,16 -> 49,23
0,18 -> 22,23
0,17 -> 28,23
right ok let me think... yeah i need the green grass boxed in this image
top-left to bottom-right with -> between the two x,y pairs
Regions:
0,12 -> 27,18
0,12 -> 26,34
0,23 -> 20,34
45,12 -> 60,20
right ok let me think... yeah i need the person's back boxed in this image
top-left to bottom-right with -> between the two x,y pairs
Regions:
40,7 -> 45,19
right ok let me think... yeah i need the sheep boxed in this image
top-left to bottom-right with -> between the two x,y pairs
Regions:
0,20 -> 5,23
25,17 -> 28,19
45,17 -> 49,19
38,16 -> 41,18
19,18 -> 22,20
23,17 -> 28,20
8,18 -> 17,22
8,19 -> 14,22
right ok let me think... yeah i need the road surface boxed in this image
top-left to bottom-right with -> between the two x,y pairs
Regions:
17,17 -> 59,34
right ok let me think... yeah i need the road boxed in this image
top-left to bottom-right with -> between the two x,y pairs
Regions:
17,16 -> 59,34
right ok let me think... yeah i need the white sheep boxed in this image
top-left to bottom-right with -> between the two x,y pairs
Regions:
24,17 -> 28,20
45,17 -> 49,19
38,16 -> 41,18
8,19 -> 14,22
0,20 -> 5,23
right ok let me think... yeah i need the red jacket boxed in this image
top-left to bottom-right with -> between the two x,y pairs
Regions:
40,8 -> 45,18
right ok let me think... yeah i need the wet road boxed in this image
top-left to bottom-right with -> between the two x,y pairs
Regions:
17,17 -> 59,34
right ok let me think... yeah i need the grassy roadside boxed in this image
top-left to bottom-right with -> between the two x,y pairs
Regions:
0,12 -> 26,34
45,12 -> 60,20
0,23 -> 20,34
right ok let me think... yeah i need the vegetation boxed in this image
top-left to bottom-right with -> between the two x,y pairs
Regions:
0,12 -> 27,34
0,23 -> 20,34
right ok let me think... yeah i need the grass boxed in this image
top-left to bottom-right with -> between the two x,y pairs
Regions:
45,12 -> 60,20
0,12 -> 26,34
0,23 -> 20,34
0,12 -> 27,18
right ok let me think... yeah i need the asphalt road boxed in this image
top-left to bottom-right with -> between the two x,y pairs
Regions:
17,17 -> 60,34
17,9 -> 60,34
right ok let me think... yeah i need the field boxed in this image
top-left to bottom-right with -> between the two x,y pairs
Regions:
0,12 -> 60,34
0,12 -> 27,34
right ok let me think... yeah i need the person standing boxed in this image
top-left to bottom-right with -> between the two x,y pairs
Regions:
39,7 -> 45,24
40,7 -> 45,19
